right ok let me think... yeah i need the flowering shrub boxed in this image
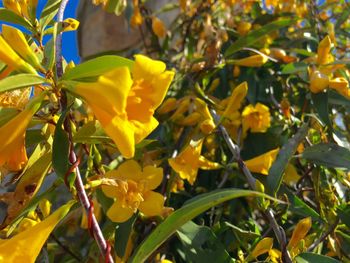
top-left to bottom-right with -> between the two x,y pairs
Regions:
0,0 -> 350,263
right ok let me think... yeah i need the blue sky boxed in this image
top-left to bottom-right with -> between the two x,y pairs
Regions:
0,0 -> 80,63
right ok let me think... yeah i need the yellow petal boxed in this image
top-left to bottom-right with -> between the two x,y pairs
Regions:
245,148 -> 279,175
62,18 -> 80,32
288,217 -> 312,249
0,201 -> 74,263
0,35 -> 37,74
242,103 -> 271,133
152,17 -> 167,38
329,77 -> 349,98
234,54 -> 268,67
115,159 -> 142,181
250,237 -> 273,259
317,35 -> 332,65
138,191 -> 164,217
133,54 -> 166,81
107,201 -> 135,223
2,25 -> 43,71
142,165 -> 163,190
222,81 -> 248,118
310,70 -> 329,93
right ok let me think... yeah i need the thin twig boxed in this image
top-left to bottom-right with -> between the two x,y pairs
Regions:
210,109 -> 292,263
308,218 -> 339,252
55,1 -> 113,262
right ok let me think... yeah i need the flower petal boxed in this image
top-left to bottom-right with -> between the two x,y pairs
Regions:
142,165 -> 163,190
138,191 -> 164,217
107,201 -> 135,223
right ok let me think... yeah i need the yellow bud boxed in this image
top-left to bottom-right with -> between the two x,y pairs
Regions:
250,237 -> 273,259
152,16 -> 167,38
233,54 -> 268,67
2,25 -> 43,71
157,98 -> 177,114
237,21 -> 252,36
62,18 -> 80,32
179,112 -> 201,126
288,217 -> 312,249
233,65 -> 240,77
309,70 -> 329,93
130,7 -> 143,28
208,78 -> 220,93
317,35 -> 332,65
38,198 -> 51,218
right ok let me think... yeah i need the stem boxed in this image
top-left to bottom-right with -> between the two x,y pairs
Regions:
55,1 -> 114,262
210,109 -> 292,263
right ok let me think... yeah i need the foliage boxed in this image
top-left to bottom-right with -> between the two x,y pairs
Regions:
0,0 -> 350,262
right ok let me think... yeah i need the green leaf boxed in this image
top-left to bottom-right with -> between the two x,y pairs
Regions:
62,55 -> 134,80
267,123 -> 309,195
281,62 -> 308,74
129,189 -> 279,263
43,27 -> 56,71
0,8 -> 32,29
328,90 -> 350,109
40,0 -> 61,20
114,214 -> 137,259
302,143 -> 350,169
337,204 -> 350,229
295,253 -> 341,263
105,0 -> 127,16
311,91 -> 332,128
52,111 -> 70,178
177,221 -> 234,263
335,5 -> 350,29
225,18 -> 297,57
0,74 -> 46,93
73,121 -> 112,144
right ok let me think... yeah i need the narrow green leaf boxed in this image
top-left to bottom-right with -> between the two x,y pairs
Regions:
225,18 -> 297,57
0,8 -> 32,29
129,189 -> 279,263
43,25 -> 57,71
0,74 -> 46,93
267,123 -> 309,195
62,55 -> 134,80
40,0 -> 61,20
115,214 -> 137,259
281,62 -> 308,74
311,91 -> 332,128
302,143 -> 350,169
335,5 -> 350,29
52,111 -> 70,178
295,253 -> 340,263
73,121 -> 112,144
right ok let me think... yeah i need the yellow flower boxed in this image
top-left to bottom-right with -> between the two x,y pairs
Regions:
0,88 -> 30,109
102,160 -> 164,223
242,103 -> 271,133
244,148 -> 279,175
152,17 -> 167,38
0,35 -> 37,74
2,25 -> 43,71
64,55 -> 174,158
0,93 -> 44,171
168,139 -> 221,185
317,35 -> 333,65
3,0 -> 22,16
233,54 -> 268,67
0,201 -> 74,263
222,82 -> 248,119
309,70 -> 329,93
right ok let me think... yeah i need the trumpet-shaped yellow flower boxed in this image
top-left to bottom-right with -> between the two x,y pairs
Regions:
2,25 -> 43,71
233,54 -> 268,67
0,93 -> 44,171
222,82 -> 248,119
0,201 -> 74,263
169,139 -> 221,185
101,160 -> 164,222
0,35 -> 37,74
65,55 -> 174,158
244,148 -> 279,175
242,103 -> 271,133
